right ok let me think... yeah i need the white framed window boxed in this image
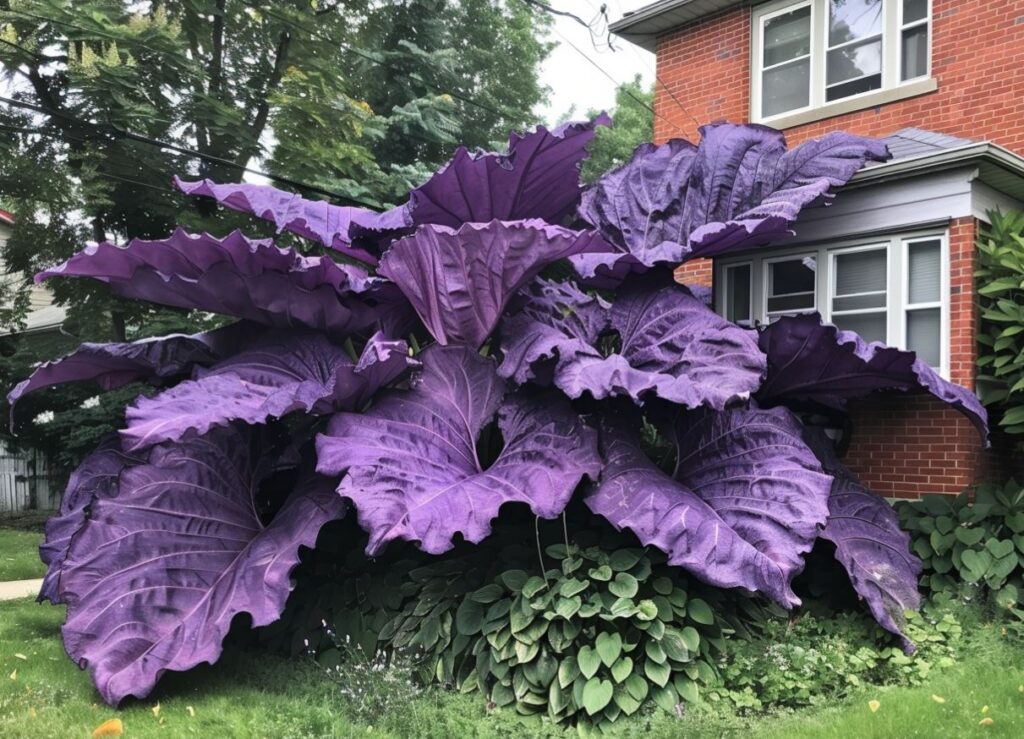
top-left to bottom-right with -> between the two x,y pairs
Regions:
752,0 -> 932,123
714,228 -> 949,376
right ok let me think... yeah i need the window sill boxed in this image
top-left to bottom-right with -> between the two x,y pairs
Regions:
753,77 -> 939,130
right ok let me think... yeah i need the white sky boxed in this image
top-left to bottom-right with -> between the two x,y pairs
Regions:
536,1 -> 655,124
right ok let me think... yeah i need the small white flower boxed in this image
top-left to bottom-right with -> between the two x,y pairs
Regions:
80,395 -> 101,409
33,410 -> 55,425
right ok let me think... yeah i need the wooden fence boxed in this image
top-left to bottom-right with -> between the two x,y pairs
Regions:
0,441 -> 57,515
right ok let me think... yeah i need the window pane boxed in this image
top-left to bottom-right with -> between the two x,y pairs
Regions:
769,257 -> 816,296
725,265 -> 751,323
833,293 -> 886,311
826,72 -> 882,101
907,308 -> 941,367
832,312 -> 887,343
908,239 -> 941,304
762,58 -> 811,117
764,6 -> 811,67
835,249 -> 886,295
827,38 -> 882,85
829,0 -> 883,46
903,0 -> 928,24
767,294 -> 816,313
901,25 -> 929,80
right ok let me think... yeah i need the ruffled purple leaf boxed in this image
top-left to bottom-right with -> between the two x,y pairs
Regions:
173,177 -> 381,264
6,322 -> 258,426
586,419 -> 803,607
406,115 -> 610,228
37,229 -> 400,337
122,331 -> 413,451
504,280 -> 764,409
667,406 -> 833,593
806,429 -> 922,651
378,220 -> 611,347
578,124 -> 888,270
757,313 -> 988,439
497,278 -> 609,386
37,437 -> 143,605
316,345 -> 600,555
59,426 -> 346,705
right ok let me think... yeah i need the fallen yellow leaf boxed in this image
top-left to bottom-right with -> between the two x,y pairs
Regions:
151,702 -> 160,717
8,669 -> 15,681
868,699 -> 880,714
28,708 -> 36,719
982,705 -> 990,714
931,695 -> 946,704
14,653 -> 27,660
186,705 -> 195,717
980,717 -> 994,726
91,718 -> 124,738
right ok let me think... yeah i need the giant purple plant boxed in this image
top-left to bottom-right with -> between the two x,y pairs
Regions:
15,119 -> 986,704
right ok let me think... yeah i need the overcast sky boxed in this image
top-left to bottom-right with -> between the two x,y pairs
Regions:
536,1 -> 654,124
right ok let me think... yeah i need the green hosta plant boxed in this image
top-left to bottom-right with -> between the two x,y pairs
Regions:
897,481 -> 1024,628
976,209 -> 1024,436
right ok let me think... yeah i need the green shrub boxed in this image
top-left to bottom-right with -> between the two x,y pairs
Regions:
706,604 -> 962,713
976,209 -> 1024,436
896,481 -> 1024,636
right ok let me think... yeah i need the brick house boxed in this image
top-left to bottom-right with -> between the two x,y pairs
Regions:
610,0 -> 1024,498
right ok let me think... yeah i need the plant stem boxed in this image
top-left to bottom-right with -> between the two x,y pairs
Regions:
535,516 -> 549,587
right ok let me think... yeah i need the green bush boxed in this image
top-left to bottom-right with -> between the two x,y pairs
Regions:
706,605 -> 962,713
976,210 -> 1024,436
896,481 -> 1024,636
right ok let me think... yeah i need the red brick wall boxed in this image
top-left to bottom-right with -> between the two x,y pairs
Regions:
653,1 -> 1024,154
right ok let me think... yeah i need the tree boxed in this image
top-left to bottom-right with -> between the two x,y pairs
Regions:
580,75 -> 653,184
0,0 -> 551,473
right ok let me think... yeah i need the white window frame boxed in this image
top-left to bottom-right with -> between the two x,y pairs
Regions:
714,228 -> 949,377
764,252 -> 818,320
721,261 -> 755,327
828,243 -> 890,341
751,0 -> 933,125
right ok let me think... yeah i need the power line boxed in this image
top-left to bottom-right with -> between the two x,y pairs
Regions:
0,95 -> 381,208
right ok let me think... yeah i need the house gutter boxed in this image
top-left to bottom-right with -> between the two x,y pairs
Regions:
848,142 -> 1024,189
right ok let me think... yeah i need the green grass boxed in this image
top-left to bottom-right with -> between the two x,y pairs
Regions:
0,529 -> 44,581
1,596 -> 1022,738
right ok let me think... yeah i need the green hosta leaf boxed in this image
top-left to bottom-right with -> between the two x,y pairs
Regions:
485,598 -> 512,622
500,570 -> 529,591
935,515 -> 955,534
994,583 -> 1019,609
667,587 -> 687,609
613,684 -> 643,715
989,553 -> 1019,583
579,599 -> 602,618
955,527 -> 986,546
588,564 -> 613,581
608,572 -> 639,598
645,619 -> 666,640
608,597 -> 635,618
1006,512 -> 1024,533
582,677 -> 614,715
578,645 -> 602,679
652,576 -> 673,595
560,578 -> 589,598
930,530 -> 956,554
555,595 -> 583,620
558,655 -> 581,688
635,599 -> 658,621
1015,534 -> 1024,554
651,684 -> 679,712
509,603 -> 534,634
562,556 -> 583,575
455,599 -> 485,635
932,555 -> 954,574
652,595 -> 674,621
674,675 -> 699,703
522,576 -> 548,599
960,549 -> 993,582
624,673 -> 649,702
491,680 -> 515,707
609,549 -> 643,571
661,627 -> 690,662
680,626 -> 700,652
470,584 -> 505,603
687,598 -> 715,625
515,640 -> 539,664
549,679 -> 569,715
645,658 -> 671,687
987,538 -> 1017,558
546,544 -> 569,560
610,655 -> 633,683
596,631 -> 623,668
532,649 -> 558,686
645,640 -> 667,664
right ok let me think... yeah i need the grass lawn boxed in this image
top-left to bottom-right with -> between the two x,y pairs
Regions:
1,596 -> 1022,738
0,529 -> 44,581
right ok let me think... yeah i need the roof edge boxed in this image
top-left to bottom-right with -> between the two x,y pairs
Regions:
850,142 -> 1024,186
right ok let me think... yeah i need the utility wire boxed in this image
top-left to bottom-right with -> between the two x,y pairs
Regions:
0,95 -> 382,208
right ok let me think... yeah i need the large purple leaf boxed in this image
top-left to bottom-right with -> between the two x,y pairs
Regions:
6,322 -> 258,425
173,177 -> 381,265
316,345 -> 600,555
122,331 -> 413,451
506,280 -> 765,409
805,429 -> 922,651
59,427 -> 345,705
757,313 -> 988,439
577,124 -> 888,270
497,278 -> 609,386
667,406 -> 833,590
586,419 -> 802,607
36,229 -> 399,337
378,220 -> 610,347
406,115 -> 610,228
37,437 -> 143,605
